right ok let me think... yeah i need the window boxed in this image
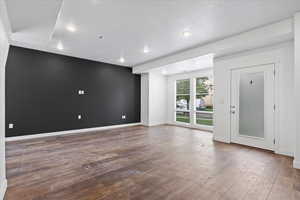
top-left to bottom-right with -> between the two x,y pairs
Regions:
195,77 -> 214,126
176,79 -> 190,123
174,75 -> 214,129
176,111 -> 190,123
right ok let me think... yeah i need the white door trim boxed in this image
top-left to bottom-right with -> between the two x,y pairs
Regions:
229,64 -> 281,153
214,47 -> 283,155
226,62 -> 279,152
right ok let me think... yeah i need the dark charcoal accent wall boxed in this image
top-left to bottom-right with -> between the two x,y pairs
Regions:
5,46 -> 141,137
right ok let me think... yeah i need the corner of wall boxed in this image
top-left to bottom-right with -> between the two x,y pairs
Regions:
294,12 -> 300,169
0,11 -> 9,200
147,71 -> 167,126
0,178 -> 7,200
293,160 -> 300,169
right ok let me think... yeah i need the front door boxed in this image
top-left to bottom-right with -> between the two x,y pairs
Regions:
230,64 -> 275,150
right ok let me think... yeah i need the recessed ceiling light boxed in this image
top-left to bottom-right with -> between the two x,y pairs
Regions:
183,30 -> 192,38
66,24 -> 77,32
119,57 -> 125,63
161,69 -> 168,75
57,42 -> 64,50
143,46 -> 150,54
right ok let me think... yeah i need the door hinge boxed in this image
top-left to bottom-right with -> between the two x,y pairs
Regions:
273,139 -> 276,145
273,104 -> 276,111
273,69 -> 276,76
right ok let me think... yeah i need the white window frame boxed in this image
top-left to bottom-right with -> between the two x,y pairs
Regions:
172,70 -> 214,131
194,77 -> 214,130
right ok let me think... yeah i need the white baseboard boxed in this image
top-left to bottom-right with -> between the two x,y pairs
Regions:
275,150 -> 294,157
0,179 -> 7,200
213,136 -> 231,144
293,160 -> 300,169
166,122 -> 213,132
6,123 -> 142,142
148,123 -> 167,127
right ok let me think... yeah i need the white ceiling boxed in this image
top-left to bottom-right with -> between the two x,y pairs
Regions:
159,54 -> 213,75
4,0 -> 300,67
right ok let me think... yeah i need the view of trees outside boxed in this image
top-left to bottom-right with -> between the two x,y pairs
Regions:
176,79 -> 190,123
196,77 -> 214,126
176,79 -> 190,110
176,77 -> 214,126
176,111 -> 190,123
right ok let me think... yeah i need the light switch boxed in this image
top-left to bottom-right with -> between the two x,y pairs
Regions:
9,123 -> 14,129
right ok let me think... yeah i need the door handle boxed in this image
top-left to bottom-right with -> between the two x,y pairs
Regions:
230,105 -> 236,114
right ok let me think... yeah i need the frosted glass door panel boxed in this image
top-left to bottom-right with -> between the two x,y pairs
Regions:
239,72 -> 264,138
230,64 -> 274,150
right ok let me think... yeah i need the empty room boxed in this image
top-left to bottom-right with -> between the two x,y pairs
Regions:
1,0 -> 300,199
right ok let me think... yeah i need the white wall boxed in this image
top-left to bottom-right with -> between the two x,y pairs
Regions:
141,73 -> 149,125
166,69 -> 213,131
140,71 -> 167,126
293,13 -> 300,168
0,14 -> 9,200
148,71 -> 167,126
214,42 -> 295,157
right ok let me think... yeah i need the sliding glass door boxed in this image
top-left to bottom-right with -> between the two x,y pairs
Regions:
195,77 -> 214,126
175,76 -> 214,129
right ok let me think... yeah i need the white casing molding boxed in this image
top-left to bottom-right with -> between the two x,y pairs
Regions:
0,178 -> 7,200
6,123 -> 141,142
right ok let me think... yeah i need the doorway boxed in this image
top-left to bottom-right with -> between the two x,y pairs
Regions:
230,64 -> 275,150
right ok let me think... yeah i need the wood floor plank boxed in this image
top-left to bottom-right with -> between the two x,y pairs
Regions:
4,125 -> 300,200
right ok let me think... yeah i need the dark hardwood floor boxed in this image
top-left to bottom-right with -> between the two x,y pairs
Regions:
4,125 -> 300,200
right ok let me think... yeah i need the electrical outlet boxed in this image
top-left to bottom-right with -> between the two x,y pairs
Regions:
78,90 -> 85,95
122,115 -> 126,119
8,123 -> 14,129
78,115 -> 82,120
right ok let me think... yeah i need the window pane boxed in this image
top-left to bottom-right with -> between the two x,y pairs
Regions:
196,77 -> 209,94
176,111 -> 190,123
196,94 -> 213,111
176,79 -> 190,94
176,95 -> 190,110
239,72 -> 264,138
196,77 -> 214,111
196,112 -> 213,126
